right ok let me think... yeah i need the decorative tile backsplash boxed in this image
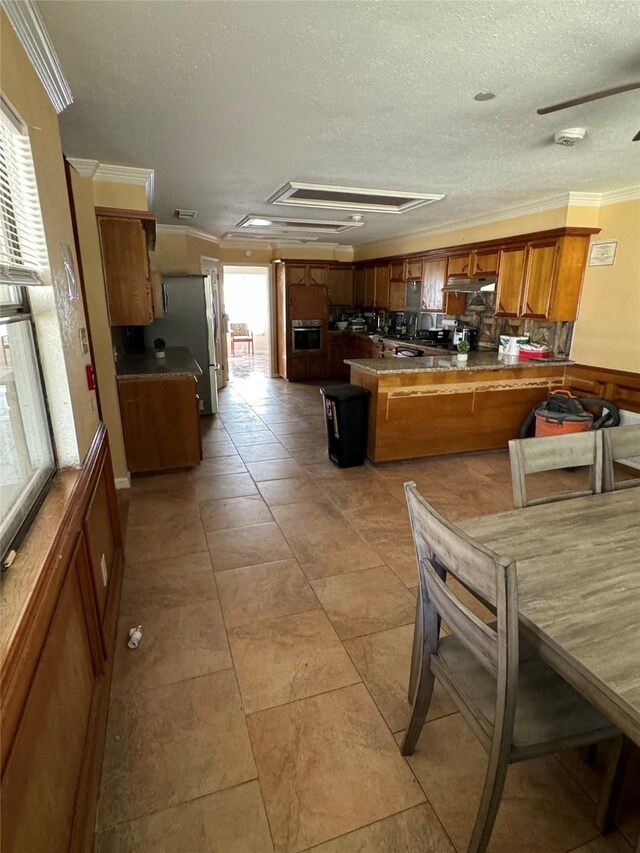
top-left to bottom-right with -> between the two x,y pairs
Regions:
455,292 -> 574,356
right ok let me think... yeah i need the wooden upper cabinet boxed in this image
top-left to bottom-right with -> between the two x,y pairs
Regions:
446,252 -> 471,277
520,240 -> 558,319
354,267 -> 366,306
388,281 -> 406,312
495,246 -> 527,317
364,266 -> 376,308
285,265 -> 307,285
326,266 -> 354,306
471,249 -> 499,276
421,258 -> 447,312
374,264 -> 390,309
390,260 -> 405,282
287,283 -> 327,320
97,216 -> 154,326
308,265 -> 327,286
406,258 -> 423,280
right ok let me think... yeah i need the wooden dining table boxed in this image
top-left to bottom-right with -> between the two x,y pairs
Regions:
461,487 -> 640,746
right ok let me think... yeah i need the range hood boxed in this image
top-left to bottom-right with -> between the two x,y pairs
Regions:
442,274 -> 497,294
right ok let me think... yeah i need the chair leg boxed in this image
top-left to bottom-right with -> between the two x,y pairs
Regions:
467,751 -> 510,853
407,593 -> 423,704
595,735 -> 630,833
400,647 -> 434,756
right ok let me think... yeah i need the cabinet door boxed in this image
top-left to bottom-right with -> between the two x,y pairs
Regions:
520,240 -> 558,319
308,265 -> 328,286
149,271 -> 164,318
420,258 -> 447,311
364,267 -> 376,308
285,265 -> 307,285
446,253 -> 471,277
287,355 -> 308,382
374,265 -> 390,309
1,541 -> 99,853
308,353 -> 329,379
287,284 -> 327,319
388,281 -> 406,312
495,246 -> 526,317
471,250 -> 499,275
327,267 -> 353,306
354,268 -> 366,306
118,376 -> 201,472
98,217 -> 153,326
390,260 -> 405,281
406,258 -> 423,280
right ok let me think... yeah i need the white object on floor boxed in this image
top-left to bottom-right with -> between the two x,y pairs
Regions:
127,625 -> 143,649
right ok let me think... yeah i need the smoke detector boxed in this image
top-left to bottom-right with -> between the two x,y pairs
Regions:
554,127 -> 586,146
174,208 -> 198,219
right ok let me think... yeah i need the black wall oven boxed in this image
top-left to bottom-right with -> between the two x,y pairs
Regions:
292,319 -> 322,352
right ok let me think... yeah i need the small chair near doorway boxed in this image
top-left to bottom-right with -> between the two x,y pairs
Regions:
230,323 -> 254,357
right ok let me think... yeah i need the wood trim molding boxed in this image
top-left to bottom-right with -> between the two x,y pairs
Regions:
353,227 -> 602,268
564,363 -> 640,413
3,0 -> 73,113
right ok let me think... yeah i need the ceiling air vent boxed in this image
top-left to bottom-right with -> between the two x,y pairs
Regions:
175,208 -> 198,219
268,182 -> 445,214
235,215 -> 364,234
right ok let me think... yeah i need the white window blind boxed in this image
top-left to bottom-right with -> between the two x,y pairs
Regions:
0,99 -> 49,286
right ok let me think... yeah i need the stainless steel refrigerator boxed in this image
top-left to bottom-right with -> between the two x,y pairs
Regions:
144,275 -> 219,414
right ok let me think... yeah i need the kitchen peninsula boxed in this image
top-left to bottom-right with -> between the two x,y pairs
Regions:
346,352 -> 571,462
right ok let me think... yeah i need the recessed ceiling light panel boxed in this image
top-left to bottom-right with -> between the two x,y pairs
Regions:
236,214 -> 364,233
474,91 -> 496,101
268,182 -> 444,214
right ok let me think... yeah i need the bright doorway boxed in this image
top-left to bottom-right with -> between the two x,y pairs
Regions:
222,265 -> 272,380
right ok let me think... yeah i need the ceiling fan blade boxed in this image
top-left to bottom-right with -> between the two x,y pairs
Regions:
633,130 -> 640,141
537,82 -> 640,115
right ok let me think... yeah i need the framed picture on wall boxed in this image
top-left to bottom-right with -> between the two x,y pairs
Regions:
588,240 -> 617,267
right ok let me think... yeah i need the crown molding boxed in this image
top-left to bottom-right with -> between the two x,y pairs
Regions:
156,224 -> 220,244
600,185 -> 640,206
566,191 -> 604,207
3,0 -> 73,114
67,158 -> 154,207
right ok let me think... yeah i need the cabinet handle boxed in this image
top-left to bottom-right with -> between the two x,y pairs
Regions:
526,302 -> 534,315
498,302 -> 505,313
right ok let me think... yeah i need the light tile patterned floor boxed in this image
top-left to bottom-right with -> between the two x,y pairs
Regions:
97,373 -> 639,853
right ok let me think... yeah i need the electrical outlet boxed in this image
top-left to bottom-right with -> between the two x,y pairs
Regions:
100,554 -> 108,587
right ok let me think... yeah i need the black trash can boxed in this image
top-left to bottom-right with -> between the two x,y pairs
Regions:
320,384 -> 370,468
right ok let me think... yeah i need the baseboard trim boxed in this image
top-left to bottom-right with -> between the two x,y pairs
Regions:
114,476 -> 131,490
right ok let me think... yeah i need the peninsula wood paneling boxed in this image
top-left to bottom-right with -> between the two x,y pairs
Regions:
0,425 -> 122,853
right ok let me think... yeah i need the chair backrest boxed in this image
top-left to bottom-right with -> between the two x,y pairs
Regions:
508,430 -> 603,508
603,424 -> 640,491
404,482 -> 519,737
230,323 -> 250,336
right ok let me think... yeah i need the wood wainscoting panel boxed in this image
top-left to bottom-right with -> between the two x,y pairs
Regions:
564,364 -> 640,413
0,423 -> 123,853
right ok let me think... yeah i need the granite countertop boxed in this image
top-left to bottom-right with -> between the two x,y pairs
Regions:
116,346 -> 203,379
345,351 -> 573,375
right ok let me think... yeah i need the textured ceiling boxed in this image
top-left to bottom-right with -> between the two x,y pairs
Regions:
39,0 -> 640,246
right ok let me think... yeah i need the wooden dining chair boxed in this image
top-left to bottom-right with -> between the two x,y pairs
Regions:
603,424 -> 640,491
401,481 -> 621,853
508,430 -> 603,508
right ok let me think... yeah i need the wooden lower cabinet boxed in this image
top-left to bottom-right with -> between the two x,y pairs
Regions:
1,425 -> 122,853
118,376 -> 202,473
1,539 -> 100,853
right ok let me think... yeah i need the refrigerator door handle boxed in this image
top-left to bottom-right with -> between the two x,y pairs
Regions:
162,283 -> 168,313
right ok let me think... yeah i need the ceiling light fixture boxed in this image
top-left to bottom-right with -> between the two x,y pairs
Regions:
174,208 -> 197,219
268,182 -> 444,214
236,214 -> 364,233
474,91 -> 496,101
